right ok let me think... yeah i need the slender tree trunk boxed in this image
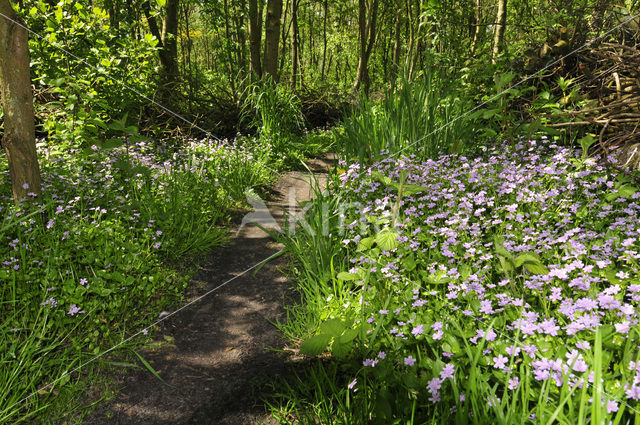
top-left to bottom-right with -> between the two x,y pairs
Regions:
263,0 -> 283,81
143,0 -> 179,102
161,0 -> 180,81
0,0 -> 42,202
291,0 -> 299,88
471,0 -> 481,55
491,0 -> 507,64
392,1 -> 401,82
321,0 -> 328,81
248,0 -> 262,78
234,0 -> 247,79
278,0 -> 290,75
353,0 -> 379,95
183,3 -> 194,111
222,0 -> 237,96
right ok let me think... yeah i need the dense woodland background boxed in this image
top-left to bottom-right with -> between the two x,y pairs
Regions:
4,0 -> 640,151
1,0 -> 640,424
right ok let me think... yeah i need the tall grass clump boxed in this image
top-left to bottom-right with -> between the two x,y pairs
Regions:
241,79 -> 306,161
339,69 -> 471,163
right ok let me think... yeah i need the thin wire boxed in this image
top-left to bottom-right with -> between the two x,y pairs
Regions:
3,251 -> 280,417
390,12 -> 640,160
0,11 -> 214,140
352,215 -> 640,415
0,9 -> 282,176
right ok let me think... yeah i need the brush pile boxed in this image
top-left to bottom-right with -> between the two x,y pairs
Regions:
552,42 -> 640,168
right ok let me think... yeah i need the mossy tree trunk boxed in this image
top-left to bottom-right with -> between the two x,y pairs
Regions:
263,0 -> 282,81
0,0 -> 42,203
248,0 -> 263,79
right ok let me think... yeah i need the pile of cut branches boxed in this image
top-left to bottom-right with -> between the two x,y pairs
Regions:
551,42 -> 640,168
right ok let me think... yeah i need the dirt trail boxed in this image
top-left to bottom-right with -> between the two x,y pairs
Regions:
82,156 -> 334,425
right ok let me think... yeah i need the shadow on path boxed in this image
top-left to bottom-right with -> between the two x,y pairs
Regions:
82,156 -> 334,425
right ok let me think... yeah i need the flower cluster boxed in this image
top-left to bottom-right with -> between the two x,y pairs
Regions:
336,139 -> 639,412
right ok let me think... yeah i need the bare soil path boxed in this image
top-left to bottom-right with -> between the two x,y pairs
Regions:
82,156 -> 334,425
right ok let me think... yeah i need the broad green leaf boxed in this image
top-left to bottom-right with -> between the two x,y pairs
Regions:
372,171 -> 393,187
402,184 -> 429,195
523,262 -> 549,275
604,269 -> 620,284
331,338 -> 351,359
319,318 -> 346,336
338,328 -> 359,343
375,229 -> 399,251
606,184 -> 637,201
403,252 -> 416,271
300,334 -> 331,356
356,236 -> 375,252
514,252 -> 542,268
374,389 -> 393,420
102,138 -> 124,150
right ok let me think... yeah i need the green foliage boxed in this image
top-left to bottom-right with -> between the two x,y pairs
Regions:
339,71 -> 472,163
242,79 -> 305,150
24,0 -> 157,149
0,132 -> 276,423
271,141 -> 640,424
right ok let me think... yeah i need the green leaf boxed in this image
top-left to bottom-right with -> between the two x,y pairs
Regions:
523,262 -> 549,275
356,236 -> 375,252
374,389 -> 393,420
606,184 -> 637,202
402,184 -> 429,195
338,328 -> 359,343
372,171 -> 393,187
375,229 -> 399,251
319,318 -> 346,336
604,269 -> 620,284
337,271 -> 357,281
132,350 -> 173,387
300,334 -> 332,356
403,252 -> 416,271
331,338 -> 352,359
493,236 -> 513,259
514,252 -> 542,268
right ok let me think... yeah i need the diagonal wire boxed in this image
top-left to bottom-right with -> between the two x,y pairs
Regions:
2,251 -> 281,418
0,10 -> 215,140
0,9 -> 282,176
350,239 -> 640,416
389,12 -> 640,160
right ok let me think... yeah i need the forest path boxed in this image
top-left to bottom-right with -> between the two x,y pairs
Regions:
82,155 -> 335,425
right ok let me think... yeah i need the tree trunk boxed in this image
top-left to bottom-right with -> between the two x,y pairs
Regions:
222,0 -> 237,96
278,0 -> 290,75
248,0 -> 262,78
321,0 -> 328,81
353,0 -> 379,95
291,0 -> 299,88
263,0 -> 283,81
234,0 -> 247,79
143,0 -> 179,100
392,1 -> 401,82
471,0 -> 481,55
491,0 -> 507,64
0,0 -> 42,202
408,0 -> 423,81
161,0 -> 180,81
